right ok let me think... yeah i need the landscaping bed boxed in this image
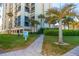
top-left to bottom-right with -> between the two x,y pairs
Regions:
42,28 -> 79,56
42,36 -> 79,56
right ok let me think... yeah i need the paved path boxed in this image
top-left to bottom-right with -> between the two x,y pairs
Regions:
0,35 -> 44,56
63,46 -> 79,56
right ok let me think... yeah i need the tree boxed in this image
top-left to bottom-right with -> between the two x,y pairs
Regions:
46,4 -> 78,45
45,16 -> 57,28
30,19 -> 39,32
38,14 -> 45,28
38,14 -> 45,33
7,12 -> 13,34
71,21 -> 78,30
62,16 -> 74,29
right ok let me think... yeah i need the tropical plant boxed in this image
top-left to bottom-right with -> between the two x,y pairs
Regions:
38,14 -> 45,28
71,21 -> 78,30
30,19 -> 39,32
45,15 -> 57,28
46,4 -> 78,45
62,16 -> 74,29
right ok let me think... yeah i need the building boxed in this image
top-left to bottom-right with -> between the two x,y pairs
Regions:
0,4 -> 3,32
2,3 -> 51,34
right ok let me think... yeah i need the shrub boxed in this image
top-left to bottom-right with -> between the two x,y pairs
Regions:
29,28 -> 44,34
44,29 -> 58,36
37,28 -> 45,34
44,28 -> 79,36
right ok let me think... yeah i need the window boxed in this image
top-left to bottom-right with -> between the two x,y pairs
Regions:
31,3 -> 35,6
31,16 -> 35,19
15,18 -> 17,27
15,16 -> 21,27
25,3 -> 29,6
25,7 -> 29,12
17,16 -> 21,26
24,16 -> 29,26
31,7 -> 35,13
17,6 -> 21,12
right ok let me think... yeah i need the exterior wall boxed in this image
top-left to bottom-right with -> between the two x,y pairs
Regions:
2,3 -> 51,34
35,3 -> 50,29
2,4 -> 9,31
12,3 -> 16,28
20,3 -> 25,27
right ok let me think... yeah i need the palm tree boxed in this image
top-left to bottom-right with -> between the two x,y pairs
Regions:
38,14 -> 45,33
75,22 -> 79,29
71,21 -> 78,30
46,4 -> 78,45
30,19 -> 39,32
38,14 -> 45,28
63,16 -> 74,29
7,12 -> 13,34
45,16 -> 57,28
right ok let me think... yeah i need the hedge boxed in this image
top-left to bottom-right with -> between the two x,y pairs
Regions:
29,28 -> 45,34
44,29 -> 79,36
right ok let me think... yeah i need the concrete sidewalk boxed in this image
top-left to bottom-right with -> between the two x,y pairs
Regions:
63,46 -> 79,56
0,35 -> 44,56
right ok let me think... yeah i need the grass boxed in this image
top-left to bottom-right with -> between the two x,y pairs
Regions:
0,34 -> 39,52
42,36 -> 79,56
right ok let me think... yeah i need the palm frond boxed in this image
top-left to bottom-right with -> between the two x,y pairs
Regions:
46,8 -> 60,18
66,11 -> 77,17
61,4 -> 76,13
46,16 -> 57,24
30,19 -> 39,26
38,14 -> 45,19
61,4 -> 76,17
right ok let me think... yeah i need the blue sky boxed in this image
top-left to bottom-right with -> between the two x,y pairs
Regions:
51,3 -> 79,13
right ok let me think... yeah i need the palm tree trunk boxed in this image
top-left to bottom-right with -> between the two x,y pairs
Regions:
53,24 -> 55,28
31,26 -> 33,33
41,19 -> 42,28
34,26 -> 35,32
64,23 -> 65,29
49,24 -> 51,28
34,24 -> 36,32
68,23 -> 69,30
36,25 -> 37,32
73,23 -> 75,30
58,20 -> 63,44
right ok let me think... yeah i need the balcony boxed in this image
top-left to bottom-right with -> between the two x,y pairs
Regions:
17,6 -> 21,12
25,7 -> 30,12
25,3 -> 29,7
31,3 -> 35,6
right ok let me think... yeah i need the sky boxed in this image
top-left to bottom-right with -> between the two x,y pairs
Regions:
51,3 -> 79,11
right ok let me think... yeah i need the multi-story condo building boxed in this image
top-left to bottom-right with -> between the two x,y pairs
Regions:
2,3 -> 51,34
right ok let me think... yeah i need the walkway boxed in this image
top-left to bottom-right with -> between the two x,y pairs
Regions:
0,35 -> 44,56
63,46 -> 79,56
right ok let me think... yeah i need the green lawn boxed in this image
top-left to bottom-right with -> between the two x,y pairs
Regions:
42,36 -> 79,56
0,34 -> 39,52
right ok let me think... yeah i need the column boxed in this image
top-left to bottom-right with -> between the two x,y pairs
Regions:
21,3 -> 25,27
2,3 -> 6,30
12,3 -> 16,28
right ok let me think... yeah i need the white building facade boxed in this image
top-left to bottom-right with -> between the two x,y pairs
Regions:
2,3 -> 51,34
